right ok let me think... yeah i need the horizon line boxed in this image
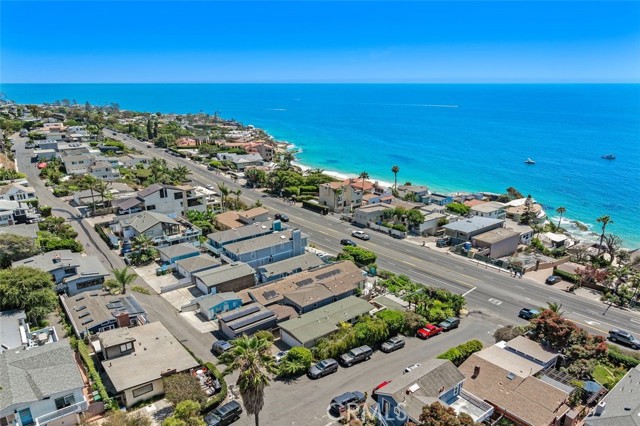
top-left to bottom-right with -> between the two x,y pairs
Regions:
2,81 -> 639,85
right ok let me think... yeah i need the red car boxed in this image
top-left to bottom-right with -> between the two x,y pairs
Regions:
416,324 -> 443,339
372,380 -> 392,401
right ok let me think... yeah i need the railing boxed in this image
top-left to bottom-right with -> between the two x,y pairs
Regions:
35,399 -> 89,426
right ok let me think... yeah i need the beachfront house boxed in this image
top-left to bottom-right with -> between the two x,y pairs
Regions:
396,184 -> 430,202
213,207 -> 272,231
442,217 -> 505,245
426,193 -> 453,206
216,152 -> 264,170
470,201 -> 507,219
471,228 -> 520,258
318,178 -> 377,213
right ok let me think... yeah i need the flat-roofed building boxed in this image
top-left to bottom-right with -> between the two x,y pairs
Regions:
256,252 -> 325,283
194,262 -> 256,295
218,304 -> 277,339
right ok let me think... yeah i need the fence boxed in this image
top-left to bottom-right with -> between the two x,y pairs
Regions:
368,223 -> 407,239
160,277 -> 192,293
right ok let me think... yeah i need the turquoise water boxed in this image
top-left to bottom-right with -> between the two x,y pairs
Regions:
2,83 -> 639,247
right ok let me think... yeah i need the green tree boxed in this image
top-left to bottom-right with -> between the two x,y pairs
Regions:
0,233 -> 39,266
219,335 -> 276,426
418,401 -> 478,426
446,202 -> 470,216
358,171 -> 369,196
146,119 -> 153,140
376,309 -> 406,336
596,215 -> 614,256
278,346 -> 313,377
338,246 -> 377,266
556,206 -> 566,230
103,411 -> 152,426
391,165 -> 399,189
217,182 -> 230,212
0,266 -> 56,325
111,266 -> 137,295
80,175 -> 100,215
406,209 -> 425,228
162,400 -> 205,426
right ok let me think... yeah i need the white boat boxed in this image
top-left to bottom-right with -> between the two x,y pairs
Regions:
524,158 -> 535,165
601,154 -> 616,160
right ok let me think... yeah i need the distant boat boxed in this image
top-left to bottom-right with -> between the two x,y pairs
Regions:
524,158 -> 535,165
601,154 -> 616,160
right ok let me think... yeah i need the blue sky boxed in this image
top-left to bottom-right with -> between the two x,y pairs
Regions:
1,1 -> 639,83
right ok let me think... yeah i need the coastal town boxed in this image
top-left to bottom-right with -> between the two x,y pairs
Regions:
1,101 -> 639,426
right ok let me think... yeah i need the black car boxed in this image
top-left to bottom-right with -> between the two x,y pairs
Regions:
545,275 -> 562,285
518,308 -> 540,320
212,340 -> 233,355
381,336 -> 405,353
340,239 -> 357,246
609,329 -> 640,350
329,391 -> 366,417
275,213 -> 289,222
437,317 -> 460,331
204,400 -> 242,426
308,358 -> 339,379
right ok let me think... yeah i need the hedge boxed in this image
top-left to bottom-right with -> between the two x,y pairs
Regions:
76,340 -> 116,410
94,224 -> 118,249
608,346 -> 640,369
202,363 -> 228,412
553,267 -> 579,283
302,200 -> 328,215
437,340 -> 483,366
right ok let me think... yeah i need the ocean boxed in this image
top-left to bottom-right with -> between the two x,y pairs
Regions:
2,83 -> 639,247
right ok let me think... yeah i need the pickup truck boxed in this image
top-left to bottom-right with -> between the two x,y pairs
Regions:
339,345 -> 373,367
609,329 -> 640,350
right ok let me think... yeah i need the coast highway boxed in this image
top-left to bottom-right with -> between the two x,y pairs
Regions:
105,129 -> 640,340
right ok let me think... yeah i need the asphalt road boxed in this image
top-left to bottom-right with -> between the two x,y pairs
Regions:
104,129 -> 640,341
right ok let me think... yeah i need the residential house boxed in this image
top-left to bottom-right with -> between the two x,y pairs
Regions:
176,137 -> 199,148
504,219 -> 534,245
121,154 -> 151,168
458,353 -> 570,426
194,262 -> 257,295
0,341 -> 89,426
216,153 -> 264,171
112,184 -> 206,217
501,336 -> 559,369
470,201 -> 506,219
213,207 -> 272,231
61,152 -> 92,175
442,217 -> 505,245
184,292 -> 242,321
175,255 -> 221,283
246,261 -> 364,313
372,359 -> 493,426
204,220 -> 282,254
0,200 -> 21,226
353,204 -> 391,227
396,185 -> 429,202
89,161 -> 121,181
413,208 -> 447,236
504,198 -> 547,224
426,193 -> 453,206
318,178 -> 377,213
157,243 -> 200,265
0,223 -> 38,239
361,191 -> 394,206
57,143 -> 92,157
113,211 -> 201,246
222,229 -> 307,268
0,309 -> 58,353
0,182 -> 37,202
72,182 -> 136,211
60,291 -> 148,339
99,322 -> 199,408
279,296 -> 372,348
32,149 -> 56,160
253,143 -> 274,161
217,304 -> 278,339
13,250 -> 109,295
256,252 -> 325,283
584,364 -> 640,426
471,228 -> 520,258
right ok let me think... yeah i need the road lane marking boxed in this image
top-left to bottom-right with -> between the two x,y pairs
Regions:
513,285 -> 524,289
632,319 -> 640,325
488,298 -> 503,305
548,297 -> 560,301
462,287 -> 477,297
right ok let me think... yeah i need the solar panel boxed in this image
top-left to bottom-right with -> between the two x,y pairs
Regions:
78,312 -> 90,319
81,318 -> 94,325
262,290 -> 278,300
230,311 -> 274,331
75,296 -> 85,302
296,278 -> 314,288
222,305 -> 260,322
316,269 -> 341,281
75,305 -> 87,311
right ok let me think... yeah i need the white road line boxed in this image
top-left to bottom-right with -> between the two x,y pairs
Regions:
462,287 -> 477,297
631,319 -> 640,325
548,297 -> 560,301
513,285 -> 524,289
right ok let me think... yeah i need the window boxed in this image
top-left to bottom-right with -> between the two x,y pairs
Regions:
147,205 -> 156,211
381,400 -> 390,415
174,192 -> 183,200
54,394 -> 76,410
120,342 -> 133,353
132,383 -> 153,398
160,189 -> 167,199
76,277 -> 104,290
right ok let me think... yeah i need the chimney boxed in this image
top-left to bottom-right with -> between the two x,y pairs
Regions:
472,366 -> 480,379
595,401 -> 606,416
116,312 -> 130,328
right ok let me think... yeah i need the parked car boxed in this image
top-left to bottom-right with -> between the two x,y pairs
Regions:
328,391 -> 366,417
351,230 -> 370,240
146,143 -> 153,148
437,317 -> 460,331
204,400 -> 242,426
274,350 -> 289,364
404,363 -> 422,374
340,239 -> 357,246
308,358 -> 339,379
417,324 -> 444,339
211,340 -> 233,355
381,336 -> 405,353
275,213 -> 290,222
545,275 -> 562,285
372,380 -> 392,401
339,345 -> 373,367
518,308 -> 540,320
609,329 -> 640,350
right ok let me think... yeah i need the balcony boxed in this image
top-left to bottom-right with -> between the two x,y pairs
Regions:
445,389 -> 493,423
35,398 -> 89,426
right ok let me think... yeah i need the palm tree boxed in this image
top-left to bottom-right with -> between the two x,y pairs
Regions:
391,165 -> 399,189
546,302 -> 564,317
358,171 -> 369,198
172,165 -> 191,183
555,207 -> 566,231
218,182 -> 230,212
132,234 -> 154,253
111,266 -> 137,294
596,215 -> 613,255
80,175 -> 100,216
234,189 -> 242,209
219,335 -> 276,426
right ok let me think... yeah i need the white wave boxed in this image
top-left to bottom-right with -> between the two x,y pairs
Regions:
268,108 -> 287,111
370,103 -> 459,108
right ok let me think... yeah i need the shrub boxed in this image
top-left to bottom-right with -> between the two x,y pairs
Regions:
446,202 -> 470,216
40,205 -> 52,217
376,309 -> 406,336
254,330 -> 275,342
608,345 -> 640,368
340,246 -> 377,266
278,346 -> 313,378
437,340 -> 483,366
401,311 -> 426,335
77,340 -> 116,410
493,325 -> 528,343
163,373 -> 207,405
392,223 -> 407,232
553,268 -> 579,283
201,363 -> 227,412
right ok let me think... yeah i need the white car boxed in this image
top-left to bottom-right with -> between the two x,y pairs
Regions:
274,350 -> 289,365
403,363 -> 421,374
206,184 -> 215,190
351,230 -> 370,240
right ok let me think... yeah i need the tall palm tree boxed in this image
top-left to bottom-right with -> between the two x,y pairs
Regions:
596,215 -> 613,255
218,182 -> 230,212
111,266 -> 137,294
555,207 -> 566,231
391,165 -> 400,189
234,189 -> 242,209
219,335 -> 276,426
358,171 -> 369,199
172,165 -> 191,183
546,302 -> 564,317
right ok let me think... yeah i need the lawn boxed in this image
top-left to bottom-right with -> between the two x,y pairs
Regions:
593,364 -> 627,390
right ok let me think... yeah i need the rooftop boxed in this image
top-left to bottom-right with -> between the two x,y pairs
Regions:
197,292 -> 241,313
279,296 -> 372,344
0,310 -> 27,353
585,365 -> 640,426
505,336 -> 558,365
100,322 -> 199,392
256,252 -> 325,279
472,228 -> 520,244
119,211 -> 179,233
443,217 -> 505,233
13,250 -> 109,279
193,262 -> 256,288
224,230 -> 302,255
237,207 -> 270,220
218,304 -> 276,335
475,342 -> 545,378
157,243 -> 200,260
0,223 -> 39,239
207,221 -> 277,244
175,255 -> 221,273
0,340 -> 84,410
470,201 -> 506,213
